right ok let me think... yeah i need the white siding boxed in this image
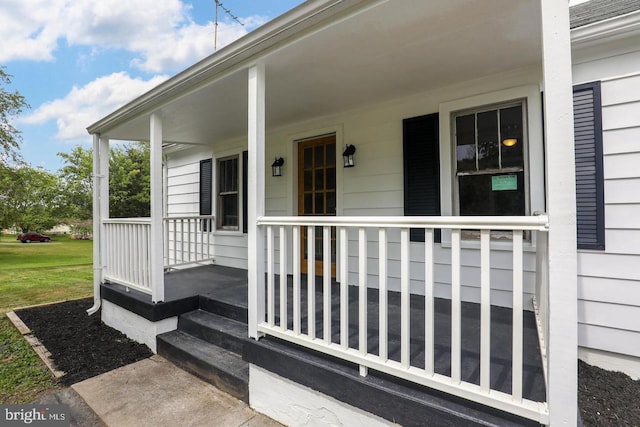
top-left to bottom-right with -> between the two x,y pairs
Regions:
166,146 -> 249,269
573,45 -> 640,359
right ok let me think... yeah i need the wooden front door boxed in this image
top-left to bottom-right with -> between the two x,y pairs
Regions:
298,134 -> 337,277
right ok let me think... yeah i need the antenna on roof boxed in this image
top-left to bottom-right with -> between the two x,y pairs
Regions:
214,0 -> 244,51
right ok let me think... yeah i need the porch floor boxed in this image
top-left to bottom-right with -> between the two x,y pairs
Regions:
163,264 -> 546,402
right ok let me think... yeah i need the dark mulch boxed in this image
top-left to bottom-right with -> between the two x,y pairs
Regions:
14,298 -> 640,425
16,298 -> 152,386
579,359 -> 640,426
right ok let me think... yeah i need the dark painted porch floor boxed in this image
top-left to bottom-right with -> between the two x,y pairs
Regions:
163,264 -> 546,402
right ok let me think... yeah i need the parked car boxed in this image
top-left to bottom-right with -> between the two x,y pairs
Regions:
17,232 -> 51,243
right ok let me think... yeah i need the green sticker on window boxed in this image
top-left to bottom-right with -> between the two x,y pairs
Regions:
492,175 -> 517,191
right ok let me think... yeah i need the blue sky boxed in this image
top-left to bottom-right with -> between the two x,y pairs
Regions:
2,0 -> 304,171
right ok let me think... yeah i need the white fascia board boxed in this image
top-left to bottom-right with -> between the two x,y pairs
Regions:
86,0 -> 365,136
571,9 -> 640,49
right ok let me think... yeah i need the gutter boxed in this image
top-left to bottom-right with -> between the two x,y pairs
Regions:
86,0 -> 366,135
571,9 -> 640,48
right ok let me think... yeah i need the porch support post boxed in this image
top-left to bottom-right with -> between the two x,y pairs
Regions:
540,2 -> 577,425
88,134 -> 109,315
150,112 -> 165,303
248,63 -> 266,339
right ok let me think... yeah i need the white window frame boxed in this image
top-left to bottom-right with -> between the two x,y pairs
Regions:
438,85 -> 545,247
216,154 -> 240,232
452,99 -> 528,217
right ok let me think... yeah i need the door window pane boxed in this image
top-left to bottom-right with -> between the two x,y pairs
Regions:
315,169 -> 324,190
314,145 -> 324,167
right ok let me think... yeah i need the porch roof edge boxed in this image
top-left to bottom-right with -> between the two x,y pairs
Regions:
86,0 -> 363,136
571,8 -> 640,49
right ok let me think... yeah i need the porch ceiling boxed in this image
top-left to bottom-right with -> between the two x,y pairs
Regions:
94,0 -> 542,145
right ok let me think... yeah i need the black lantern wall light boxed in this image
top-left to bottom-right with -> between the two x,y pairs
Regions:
342,144 -> 356,168
271,157 -> 284,177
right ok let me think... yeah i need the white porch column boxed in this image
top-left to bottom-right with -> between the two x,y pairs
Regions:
89,134 -> 110,315
150,112 -> 165,303
540,2 -> 577,425
248,63 -> 266,339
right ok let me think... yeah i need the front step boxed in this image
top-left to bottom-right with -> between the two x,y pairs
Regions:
157,329 -> 249,402
157,294 -> 539,426
178,310 -> 248,354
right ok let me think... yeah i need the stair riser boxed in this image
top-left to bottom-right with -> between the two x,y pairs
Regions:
178,317 -> 245,355
199,297 -> 248,323
157,336 -> 249,403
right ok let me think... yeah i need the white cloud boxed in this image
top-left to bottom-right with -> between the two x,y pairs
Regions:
0,0 -> 268,72
19,72 -> 168,141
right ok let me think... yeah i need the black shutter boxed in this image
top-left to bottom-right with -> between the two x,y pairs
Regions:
200,159 -> 213,231
242,150 -> 248,234
403,113 -> 441,243
573,82 -> 604,250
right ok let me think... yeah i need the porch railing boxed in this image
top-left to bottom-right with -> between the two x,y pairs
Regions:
103,218 -> 152,293
102,215 -> 215,294
164,215 -> 215,269
256,215 -> 550,424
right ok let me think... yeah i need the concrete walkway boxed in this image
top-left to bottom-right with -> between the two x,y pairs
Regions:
36,355 -> 281,427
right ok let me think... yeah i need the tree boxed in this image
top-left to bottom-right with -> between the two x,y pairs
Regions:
109,142 -> 150,218
0,165 -> 64,232
0,67 -> 29,165
57,142 -> 151,220
58,145 -> 93,221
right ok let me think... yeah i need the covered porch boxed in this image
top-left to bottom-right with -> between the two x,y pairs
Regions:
88,0 -> 576,425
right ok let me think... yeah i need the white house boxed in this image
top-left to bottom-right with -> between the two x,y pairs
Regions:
86,1 -> 640,425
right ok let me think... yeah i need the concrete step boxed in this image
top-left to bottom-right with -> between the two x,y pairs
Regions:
157,330 -> 249,403
199,295 -> 248,324
178,310 -> 248,355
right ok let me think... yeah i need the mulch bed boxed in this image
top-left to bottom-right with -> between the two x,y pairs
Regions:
15,298 -> 152,386
12,298 -> 640,425
579,359 -> 640,426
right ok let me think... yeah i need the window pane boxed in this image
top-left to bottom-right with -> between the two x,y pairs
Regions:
456,114 -> 476,172
477,110 -> 499,170
315,169 -> 324,190
326,168 -> 336,190
220,194 -> 238,227
304,147 -> 313,168
304,170 -> 313,191
315,192 -> 324,214
459,172 -> 525,216
219,158 -> 238,192
304,194 -> 313,214
314,145 -> 324,167
326,143 -> 336,166
326,191 -> 336,214
500,105 -> 524,168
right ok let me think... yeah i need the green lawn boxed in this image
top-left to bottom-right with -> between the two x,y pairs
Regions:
0,234 -> 93,314
0,233 -> 94,404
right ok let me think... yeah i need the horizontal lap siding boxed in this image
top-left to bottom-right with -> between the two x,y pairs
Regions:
166,147 -> 248,269
574,66 -> 640,357
167,155 -> 200,216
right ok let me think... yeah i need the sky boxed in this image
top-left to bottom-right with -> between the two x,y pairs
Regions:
1,0 -> 304,172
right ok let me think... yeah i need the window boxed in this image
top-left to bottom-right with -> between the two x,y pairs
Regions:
573,82 -> 604,250
217,156 -> 239,230
199,159 -> 213,231
454,103 -> 526,216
